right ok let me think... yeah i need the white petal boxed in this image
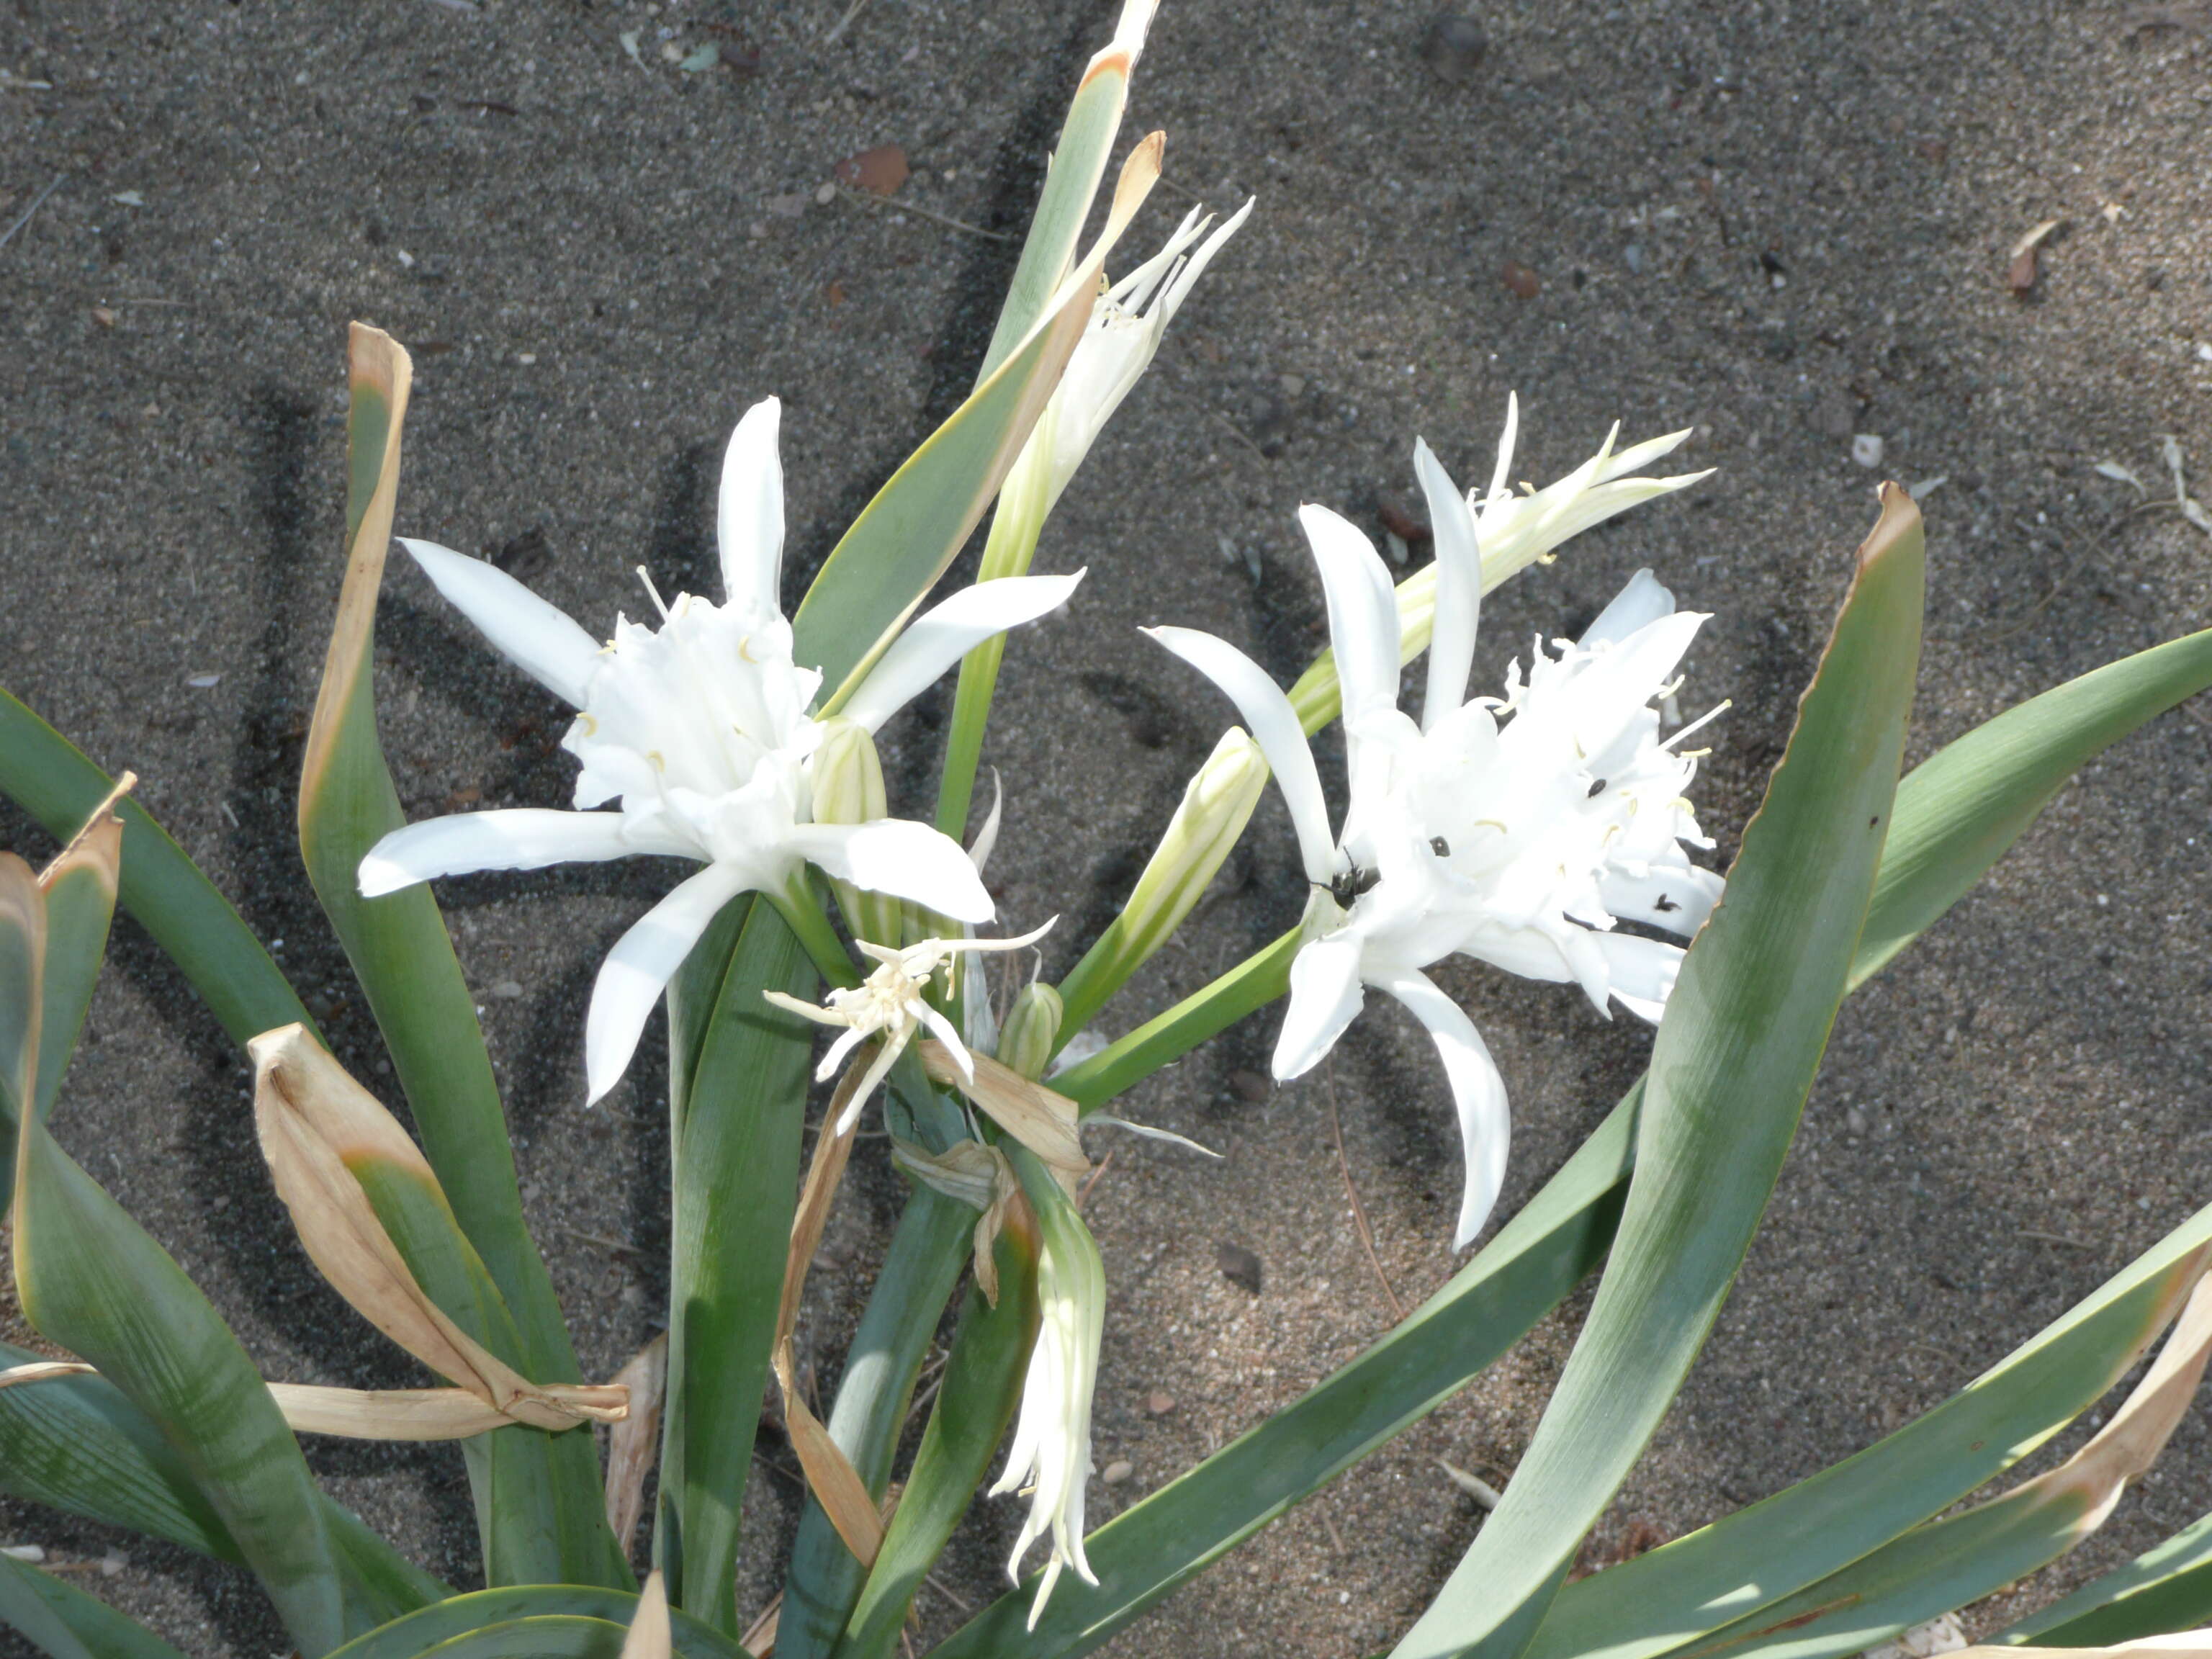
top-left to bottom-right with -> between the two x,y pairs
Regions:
788,819 -> 995,924
1580,569 -> 1677,648
359,809 -> 693,896
1482,392 -> 1520,511
1414,439 -> 1482,732
1297,504 -> 1403,728
1593,932 -> 1686,1025
1143,626 -> 1336,886
1154,196 -> 1256,328
1273,933 -> 1366,1082
717,398 -> 785,626
967,768 -> 1004,875
1599,864 -> 1723,938
840,572 -> 1086,734
397,539 -> 604,708
1374,969 -> 1511,1249
585,863 -> 752,1102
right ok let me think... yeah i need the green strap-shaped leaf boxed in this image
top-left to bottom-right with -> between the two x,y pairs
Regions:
836,1202 -> 1044,1659
1390,486 -> 1926,1659
1855,624 -> 2212,989
941,585 -> 2212,1659
322,1588 -> 745,1659
656,899 -> 815,1634
6,856 -> 344,1656
0,1547 -> 187,1659
771,1190 -> 973,1659
1527,1230 -> 2211,1659
2002,1511 -> 2212,1647
0,1341 -> 446,1628
297,324 -> 622,1591
972,1 -> 1150,383
0,689 -> 312,1046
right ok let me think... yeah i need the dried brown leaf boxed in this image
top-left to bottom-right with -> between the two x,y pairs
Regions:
0,1359 -> 93,1390
269,1382 -> 621,1441
916,1042 -> 1089,1197
604,1331 -> 669,1550
621,1570 -> 672,1659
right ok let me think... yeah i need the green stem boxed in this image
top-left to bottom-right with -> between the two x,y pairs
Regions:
1053,927 -> 1301,1112
837,1210 -> 1043,1659
771,884 -> 859,989
935,461 -> 1051,840
772,1189 -> 974,1659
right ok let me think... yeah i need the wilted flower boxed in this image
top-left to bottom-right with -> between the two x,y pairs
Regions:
990,1170 -> 1106,1628
1150,437 -> 1722,1246
359,398 -> 1082,1100
765,922 -> 1056,1131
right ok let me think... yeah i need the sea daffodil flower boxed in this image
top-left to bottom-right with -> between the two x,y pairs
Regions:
763,920 -> 1056,1133
1148,441 -> 1722,1246
359,398 -> 1082,1101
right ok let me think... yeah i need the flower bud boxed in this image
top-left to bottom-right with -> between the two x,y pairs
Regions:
1056,727 -> 1266,1032
996,981 -> 1064,1082
809,717 -> 900,945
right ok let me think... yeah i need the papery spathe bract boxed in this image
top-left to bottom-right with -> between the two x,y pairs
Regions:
357,397 -> 1084,1102
1151,430 -> 1722,1248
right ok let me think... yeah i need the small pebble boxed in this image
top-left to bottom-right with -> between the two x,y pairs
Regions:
1845,1107 -> 1869,1136
814,182 -> 838,206
490,979 -> 525,1000
91,305 -> 117,328
1228,1069 -> 1271,1103
1,1545 -> 44,1563
1102,1460 -> 1133,1485
1146,1390 -> 1177,1416
1421,12 -> 1488,83
1501,260 -> 1541,299
1851,433 -> 1886,469
99,1551 -> 127,1578
1216,1240 -> 1264,1295
1623,243 -> 1645,274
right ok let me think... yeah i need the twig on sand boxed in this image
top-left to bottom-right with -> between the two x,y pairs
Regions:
1,174 -> 66,253
1326,1060 -> 1406,1322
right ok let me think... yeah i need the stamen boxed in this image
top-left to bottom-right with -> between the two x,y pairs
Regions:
1660,698 -> 1732,753
634,566 -> 673,621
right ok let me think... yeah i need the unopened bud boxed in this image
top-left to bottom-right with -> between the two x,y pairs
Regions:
997,982 -> 1064,1082
1056,727 -> 1266,1033
809,718 -> 899,945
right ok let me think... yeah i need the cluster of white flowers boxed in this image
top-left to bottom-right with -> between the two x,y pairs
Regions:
364,192 -> 1721,1622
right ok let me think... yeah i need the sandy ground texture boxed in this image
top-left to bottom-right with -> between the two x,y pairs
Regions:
5,0 -> 2212,1653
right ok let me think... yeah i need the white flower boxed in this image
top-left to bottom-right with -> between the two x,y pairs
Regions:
1014,199 -> 1254,514
763,920 -> 1055,1132
1148,438 -> 1722,1247
990,1184 -> 1106,1629
359,398 -> 1083,1101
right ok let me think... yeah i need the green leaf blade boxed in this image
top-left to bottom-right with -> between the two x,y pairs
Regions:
657,901 -> 816,1634
0,1547 -> 188,1659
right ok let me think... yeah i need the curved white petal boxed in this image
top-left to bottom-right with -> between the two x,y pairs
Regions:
1273,932 -> 1366,1081
1482,392 -> 1520,511
1581,569 -> 1677,648
585,863 -> 752,1102
788,819 -> 995,924
967,768 -> 1004,874
1154,196 -> 1256,329
398,539 -> 605,708
842,572 -> 1087,734
1415,439 -> 1482,733
1143,626 -> 1336,886
1375,968 -> 1511,1250
1297,503 -> 1403,729
359,809 -> 693,896
717,397 -> 786,626
1593,932 -> 1686,1025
